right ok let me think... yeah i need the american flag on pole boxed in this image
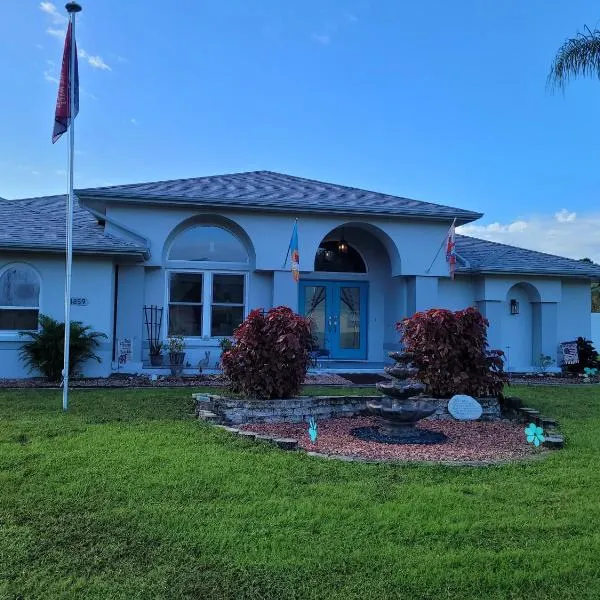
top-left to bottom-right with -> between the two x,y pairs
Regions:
290,220 -> 300,282
52,21 -> 79,144
446,218 -> 457,279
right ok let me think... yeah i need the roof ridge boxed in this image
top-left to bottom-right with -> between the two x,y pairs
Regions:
457,233 -> 595,265
75,170 -> 269,193
261,170 -> 480,214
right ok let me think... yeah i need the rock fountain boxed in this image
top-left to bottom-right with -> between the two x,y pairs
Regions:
352,351 -> 447,444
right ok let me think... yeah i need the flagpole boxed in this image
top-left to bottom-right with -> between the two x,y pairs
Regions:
425,218 -> 456,274
62,2 -> 82,411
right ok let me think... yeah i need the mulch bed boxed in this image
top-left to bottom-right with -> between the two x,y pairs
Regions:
337,373 -> 389,385
0,372 -> 355,389
240,416 -> 538,463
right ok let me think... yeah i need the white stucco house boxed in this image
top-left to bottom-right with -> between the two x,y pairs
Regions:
1,170 -> 599,377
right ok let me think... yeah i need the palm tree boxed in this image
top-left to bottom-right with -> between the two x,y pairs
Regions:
548,26 -> 600,90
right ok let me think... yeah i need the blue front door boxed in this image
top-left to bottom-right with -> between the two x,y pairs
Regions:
300,280 -> 368,360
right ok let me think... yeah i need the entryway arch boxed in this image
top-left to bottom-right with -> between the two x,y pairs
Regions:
502,282 -> 541,371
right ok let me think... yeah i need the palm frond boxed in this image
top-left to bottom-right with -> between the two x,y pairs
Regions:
548,26 -> 600,91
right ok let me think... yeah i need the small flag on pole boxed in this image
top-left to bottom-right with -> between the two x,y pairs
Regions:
52,21 -> 79,144
285,220 -> 300,282
445,218 -> 457,279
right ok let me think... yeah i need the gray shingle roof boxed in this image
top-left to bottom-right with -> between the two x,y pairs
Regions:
456,235 -> 600,278
0,195 -> 147,257
76,170 -> 482,222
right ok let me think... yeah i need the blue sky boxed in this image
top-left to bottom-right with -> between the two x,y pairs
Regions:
2,1 -> 600,259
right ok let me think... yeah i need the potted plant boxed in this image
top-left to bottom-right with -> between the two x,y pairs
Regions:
167,335 -> 186,376
149,341 -> 163,367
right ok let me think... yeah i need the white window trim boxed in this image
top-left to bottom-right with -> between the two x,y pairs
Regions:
164,269 -> 248,341
0,263 -> 42,336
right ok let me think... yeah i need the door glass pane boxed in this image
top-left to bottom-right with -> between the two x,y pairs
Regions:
339,287 -> 361,349
303,285 -> 326,350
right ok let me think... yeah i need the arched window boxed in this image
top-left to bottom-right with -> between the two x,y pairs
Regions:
315,241 -> 366,273
167,225 -> 248,337
168,225 -> 248,263
0,265 -> 40,330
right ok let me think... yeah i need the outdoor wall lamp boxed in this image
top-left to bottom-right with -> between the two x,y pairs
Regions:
338,229 -> 348,254
510,299 -> 519,315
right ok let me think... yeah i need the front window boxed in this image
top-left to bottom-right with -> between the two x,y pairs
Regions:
167,223 -> 249,337
0,265 -> 40,331
168,272 -> 245,337
168,273 -> 203,336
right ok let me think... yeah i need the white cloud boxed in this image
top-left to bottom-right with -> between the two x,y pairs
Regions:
40,2 -> 67,25
345,13 -> 358,23
36,43 -> 44,50
130,118 -> 137,125
79,49 -> 112,71
55,169 -> 67,176
43,69 -> 59,84
311,33 -> 331,45
459,210 -> 600,263
555,208 -> 577,223
46,27 -> 66,39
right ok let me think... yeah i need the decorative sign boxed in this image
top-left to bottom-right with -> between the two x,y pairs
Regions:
70,297 -> 89,306
308,417 -> 318,444
560,341 -> 579,366
117,338 -> 133,366
448,395 -> 483,421
524,422 -> 545,447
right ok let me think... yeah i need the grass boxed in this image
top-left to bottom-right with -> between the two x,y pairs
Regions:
0,385 -> 599,599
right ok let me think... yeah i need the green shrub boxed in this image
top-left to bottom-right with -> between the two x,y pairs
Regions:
221,306 -> 313,399
398,307 -> 507,398
19,314 -> 107,381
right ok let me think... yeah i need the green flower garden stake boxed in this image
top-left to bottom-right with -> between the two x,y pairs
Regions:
308,417 -> 318,445
525,422 -> 545,447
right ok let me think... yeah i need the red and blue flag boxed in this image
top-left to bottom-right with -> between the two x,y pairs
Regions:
52,22 -> 79,144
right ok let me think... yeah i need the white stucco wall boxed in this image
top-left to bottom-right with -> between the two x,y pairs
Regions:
592,313 -> 600,350
0,254 -> 115,378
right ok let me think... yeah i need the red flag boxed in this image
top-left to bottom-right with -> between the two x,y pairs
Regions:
445,219 -> 457,279
52,22 -> 79,144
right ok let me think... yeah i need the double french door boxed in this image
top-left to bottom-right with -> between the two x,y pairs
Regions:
299,281 -> 368,360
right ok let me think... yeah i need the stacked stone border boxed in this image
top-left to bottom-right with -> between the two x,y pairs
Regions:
193,393 -> 502,425
194,393 -> 564,463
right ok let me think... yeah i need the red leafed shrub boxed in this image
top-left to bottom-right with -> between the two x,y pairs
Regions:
397,307 -> 507,398
220,306 -> 313,399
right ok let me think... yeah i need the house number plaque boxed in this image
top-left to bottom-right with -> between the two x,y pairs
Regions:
70,297 -> 89,306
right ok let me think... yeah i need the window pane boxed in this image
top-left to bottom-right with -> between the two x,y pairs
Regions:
169,226 -> 248,262
315,241 -> 366,273
339,286 -> 361,349
303,285 -> 326,350
0,268 -> 40,307
170,273 -> 202,303
168,305 -> 202,336
213,274 -> 244,304
211,306 -> 244,337
0,309 -> 39,330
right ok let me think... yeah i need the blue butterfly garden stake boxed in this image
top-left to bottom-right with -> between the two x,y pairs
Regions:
308,417 -> 318,444
584,367 -> 598,377
524,422 -> 545,447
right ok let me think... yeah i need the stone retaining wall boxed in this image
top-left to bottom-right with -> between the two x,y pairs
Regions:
193,393 -> 502,425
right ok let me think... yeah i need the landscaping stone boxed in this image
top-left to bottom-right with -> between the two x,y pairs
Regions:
237,431 -> 257,440
194,393 -> 502,425
273,438 -> 298,450
543,435 -> 565,449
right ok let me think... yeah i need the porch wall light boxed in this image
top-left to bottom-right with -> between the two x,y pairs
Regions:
510,299 -> 519,315
337,228 -> 348,254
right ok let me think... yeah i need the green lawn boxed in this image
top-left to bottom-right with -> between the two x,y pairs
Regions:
1,385 -> 599,599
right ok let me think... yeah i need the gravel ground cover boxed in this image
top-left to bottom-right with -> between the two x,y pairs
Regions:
240,416 -> 536,463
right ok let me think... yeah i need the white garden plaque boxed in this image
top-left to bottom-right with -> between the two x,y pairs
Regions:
448,395 -> 483,421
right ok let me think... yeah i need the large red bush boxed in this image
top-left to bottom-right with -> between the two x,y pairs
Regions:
220,306 -> 313,399
397,307 -> 507,398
